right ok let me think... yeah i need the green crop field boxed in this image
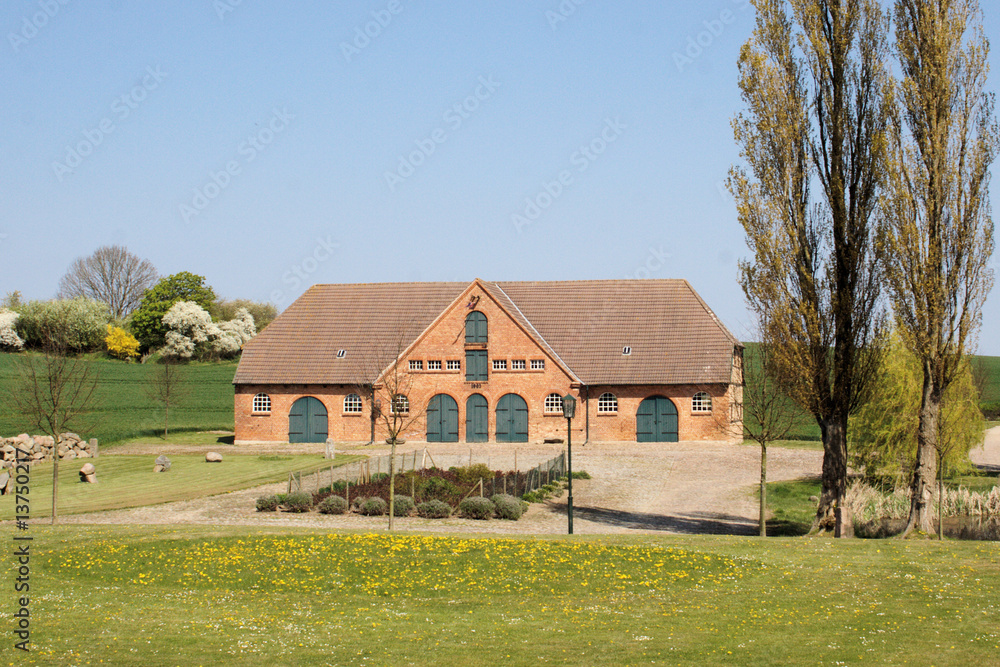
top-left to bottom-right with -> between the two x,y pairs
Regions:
0,353 -> 236,446
4,526 -> 998,665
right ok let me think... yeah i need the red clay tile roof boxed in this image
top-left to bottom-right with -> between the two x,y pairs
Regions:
234,280 -> 741,386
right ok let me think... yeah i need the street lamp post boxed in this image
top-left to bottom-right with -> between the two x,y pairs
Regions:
562,394 -> 576,535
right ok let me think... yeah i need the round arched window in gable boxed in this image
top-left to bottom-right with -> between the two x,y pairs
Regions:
252,393 -> 271,414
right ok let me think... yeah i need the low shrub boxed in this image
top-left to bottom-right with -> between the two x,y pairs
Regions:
255,495 -> 279,512
522,491 -> 541,503
453,463 -> 494,485
417,499 -> 452,519
283,492 -> 313,513
459,497 -> 495,520
490,494 -> 523,520
520,500 -> 530,514
318,495 -> 348,515
352,496 -> 368,509
371,472 -> 389,483
570,470 -> 592,480
392,494 -> 415,517
360,497 -> 388,516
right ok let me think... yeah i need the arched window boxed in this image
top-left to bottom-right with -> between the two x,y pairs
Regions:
692,392 -> 712,413
252,393 -> 271,413
597,392 -> 618,414
343,394 -> 363,413
544,393 -> 564,414
465,311 -> 488,343
392,394 -> 409,415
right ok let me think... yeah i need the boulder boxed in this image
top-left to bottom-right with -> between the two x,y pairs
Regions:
154,455 -> 171,472
79,462 -> 97,483
80,463 -> 95,475
77,450 -> 90,458
205,452 -> 223,463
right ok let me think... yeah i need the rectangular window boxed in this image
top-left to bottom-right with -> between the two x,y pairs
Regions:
530,359 -> 545,370
492,359 -> 507,371
511,359 -> 526,370
408,360 -> 423,371
465,350 -> 488,381
428,360 -> 442,370
446,360 -> 461,371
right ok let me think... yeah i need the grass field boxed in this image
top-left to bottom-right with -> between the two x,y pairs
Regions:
3,525 -> 997,665
0,455 -> 362,520
0,353 -> 236,446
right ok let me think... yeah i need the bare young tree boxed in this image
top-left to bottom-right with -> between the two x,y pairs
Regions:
881,0 -> 998,536
58,245 -> 158,319
730,0 -> 891,535
144,358 -> 189,439
7,334 -> 98,524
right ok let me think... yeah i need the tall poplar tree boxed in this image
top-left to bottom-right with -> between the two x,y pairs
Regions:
882,0 -> 997,536
729,0 -> 890,535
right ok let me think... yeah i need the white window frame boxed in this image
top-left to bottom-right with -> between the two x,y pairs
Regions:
493,359 -> 507,371
597,392 -> 618,414
544,393 -> 564,414
408,360 -> 423,371
344,393 -> 363,414
511,359 -> 526,370
446,360 -> 461,371
531,359 -> 545,370
428,360 -> 442,370
692,391 -> 712,413
252,393 -> 271,413
392,394 -> 409,415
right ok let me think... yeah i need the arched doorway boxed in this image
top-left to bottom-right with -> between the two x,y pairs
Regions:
427,394 -> 459,442
288,396 -> 328,443
466,394 -> 488,442
636,396 -> 678,442
496,394 -> 528,443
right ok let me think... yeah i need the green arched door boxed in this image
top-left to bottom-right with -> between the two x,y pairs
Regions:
288,396 -> 328,443
427,394 -> 459,442
636,396 -> 678,442
466,394 -> 488,443
496,394 -> 528,443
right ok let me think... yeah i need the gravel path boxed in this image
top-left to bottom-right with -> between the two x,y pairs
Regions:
60,439 -> 825,536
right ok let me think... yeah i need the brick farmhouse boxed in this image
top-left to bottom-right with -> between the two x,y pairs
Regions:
233,279 -> 744,445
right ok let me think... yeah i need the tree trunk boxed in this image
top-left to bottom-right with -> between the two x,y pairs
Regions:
812,417 -> 849,536
759,443 -> 767,537
903,371 -> 941,537
51,437 -> 59,526
388,440 -> 396,531
938,452 -> 944,540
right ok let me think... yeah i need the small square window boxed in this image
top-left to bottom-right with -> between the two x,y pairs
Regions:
622,346 -> 632,355
336,349 -> 347,358
428,360 -> 442,370
511,359 -> 526,370
446,360 -> 461,371
409,360 -> 423,371
493,359 -> 507,371
530,359 -> 545,370
252,393 -> 271,413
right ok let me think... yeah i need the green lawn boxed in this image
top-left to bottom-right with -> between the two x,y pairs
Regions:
4,526 -> 998,665
0,352 -> 237,446
0,454 -> 362,519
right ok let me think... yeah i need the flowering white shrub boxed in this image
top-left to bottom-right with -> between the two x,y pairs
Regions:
161,302 -> 256,358
0,309 -> 24,350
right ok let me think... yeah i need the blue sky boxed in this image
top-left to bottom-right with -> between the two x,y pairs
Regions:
2,1 -> 999,354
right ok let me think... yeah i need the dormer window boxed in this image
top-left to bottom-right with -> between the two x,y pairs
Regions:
622,346 -> 632,355
336,349 -> 347,358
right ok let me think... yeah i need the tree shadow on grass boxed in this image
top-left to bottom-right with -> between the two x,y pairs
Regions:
547,502 -> 811,536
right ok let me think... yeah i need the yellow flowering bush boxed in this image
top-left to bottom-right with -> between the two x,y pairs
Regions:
105,324 -> 140,360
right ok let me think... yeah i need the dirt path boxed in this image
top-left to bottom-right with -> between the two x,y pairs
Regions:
971,425 -> 1000,474
61,440 -> 825,536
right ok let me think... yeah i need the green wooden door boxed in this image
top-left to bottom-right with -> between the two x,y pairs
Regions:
465,394 -> 488,442
465,350 -> 488,381
288,396 -> 328,443
636,396 -> 678,442
465,311 -> 488,342
427,394 -> 459,442
496,394 -> 528,443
